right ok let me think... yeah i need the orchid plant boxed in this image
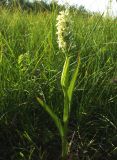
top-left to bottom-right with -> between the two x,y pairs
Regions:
37,9 -> 80,160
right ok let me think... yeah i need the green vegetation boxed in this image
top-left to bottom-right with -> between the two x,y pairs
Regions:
0,4 -> 117,160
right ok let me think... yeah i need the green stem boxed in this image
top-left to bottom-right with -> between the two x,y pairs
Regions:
62,123 -> 68,160
62,92 -> 70,160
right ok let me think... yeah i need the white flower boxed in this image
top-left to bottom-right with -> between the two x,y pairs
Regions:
56,9 -> 70,52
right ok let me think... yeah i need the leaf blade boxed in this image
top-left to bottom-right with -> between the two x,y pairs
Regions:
61,57 -> 70,88
68,57 -> 80,103
37,97 -> 64,137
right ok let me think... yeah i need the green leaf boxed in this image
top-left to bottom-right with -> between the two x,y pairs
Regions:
61,57 -> 70,89
68,57 -> 80,103
37,97 -> 64,138
61,57 -> 70,124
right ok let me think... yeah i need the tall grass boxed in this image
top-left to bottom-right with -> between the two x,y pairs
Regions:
0,7 -> 117,160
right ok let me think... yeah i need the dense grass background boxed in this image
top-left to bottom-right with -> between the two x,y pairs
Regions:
0,7 -> 117,160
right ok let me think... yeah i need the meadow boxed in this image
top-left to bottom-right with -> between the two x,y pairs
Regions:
0,6 -> 117,160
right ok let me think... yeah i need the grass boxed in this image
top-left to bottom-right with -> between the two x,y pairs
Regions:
0,6 -> 117,160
